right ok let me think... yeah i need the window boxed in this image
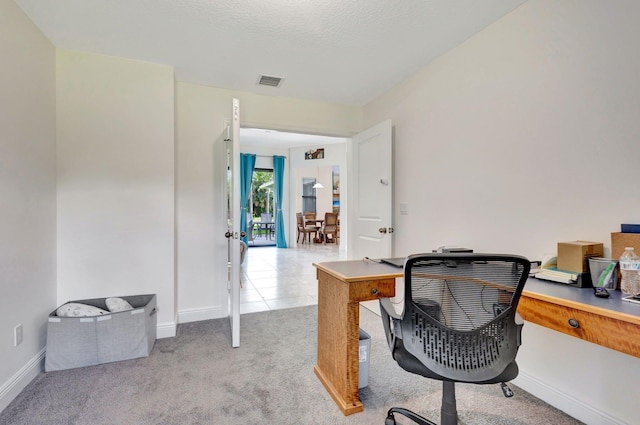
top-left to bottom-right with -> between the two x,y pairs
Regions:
302,178 -> 316,214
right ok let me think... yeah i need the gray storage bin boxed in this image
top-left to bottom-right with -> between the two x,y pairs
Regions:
45,294 -> 157,372
359,328 -> 371,388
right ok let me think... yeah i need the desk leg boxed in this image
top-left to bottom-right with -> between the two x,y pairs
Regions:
314,271 -> 362,415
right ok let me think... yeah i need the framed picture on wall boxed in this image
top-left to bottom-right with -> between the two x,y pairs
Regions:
305,148 -> 324,160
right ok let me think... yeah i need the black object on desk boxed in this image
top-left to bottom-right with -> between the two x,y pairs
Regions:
593,287 -> 610,298
380,257 -> 405,268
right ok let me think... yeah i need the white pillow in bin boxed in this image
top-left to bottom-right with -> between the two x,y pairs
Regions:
106,297 -> 134,312
56,303 -> 109,317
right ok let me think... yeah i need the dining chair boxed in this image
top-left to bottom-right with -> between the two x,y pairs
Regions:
303,211 -> 316,226
246,216 -> 255,244
239,240 -> 247,288
260,212 -> 273,238
322,212 -> 339,245
296,212 -> 317,244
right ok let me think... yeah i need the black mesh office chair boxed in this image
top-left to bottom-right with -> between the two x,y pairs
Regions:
380,253 -> 530,425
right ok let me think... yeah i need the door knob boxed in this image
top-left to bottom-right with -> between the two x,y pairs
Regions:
388,227 -> 394,233
240,232 -> 246,237
378,227 -> 387,234
225,231 -> 232,238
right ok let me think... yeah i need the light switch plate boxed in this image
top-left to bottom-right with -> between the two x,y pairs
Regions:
14,324 -> 23,346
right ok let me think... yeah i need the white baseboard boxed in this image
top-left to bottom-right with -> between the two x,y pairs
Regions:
513,370 -> 626,425
177,305 -> 226,324
156,321 -> 177,339
0,348 -> 45,413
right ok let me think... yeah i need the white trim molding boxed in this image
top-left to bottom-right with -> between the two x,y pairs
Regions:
513,370 -> 626,425
177,305 -> 226,324
156,321 -> 177,339
0,348 -> 45,413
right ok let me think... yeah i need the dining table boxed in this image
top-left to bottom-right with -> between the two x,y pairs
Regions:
257,221 -> 275,239
305,219 -> 324,242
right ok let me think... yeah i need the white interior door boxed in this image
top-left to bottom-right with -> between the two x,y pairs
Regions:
225,98 -> 241,347
348,120 -> 393,260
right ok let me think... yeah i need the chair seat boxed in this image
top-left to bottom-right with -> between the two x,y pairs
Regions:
392,338 -> 520,385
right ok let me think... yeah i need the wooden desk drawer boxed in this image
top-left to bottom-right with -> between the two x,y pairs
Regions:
518,295 -> 640,358
348,278 -> 395,302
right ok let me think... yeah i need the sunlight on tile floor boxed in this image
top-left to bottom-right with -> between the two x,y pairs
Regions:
240,243 -> 346,314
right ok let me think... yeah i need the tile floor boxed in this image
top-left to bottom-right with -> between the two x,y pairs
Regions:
240,242 -> 346,314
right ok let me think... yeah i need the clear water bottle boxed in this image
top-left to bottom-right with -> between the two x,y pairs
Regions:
619,247 -> 640,295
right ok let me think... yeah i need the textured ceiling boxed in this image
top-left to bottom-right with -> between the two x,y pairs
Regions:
15,0 -> 526,106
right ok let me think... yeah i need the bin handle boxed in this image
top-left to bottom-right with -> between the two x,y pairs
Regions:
149,307 -> 157,316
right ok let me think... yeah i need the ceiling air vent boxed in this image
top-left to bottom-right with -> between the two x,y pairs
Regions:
258,75 -> 283,87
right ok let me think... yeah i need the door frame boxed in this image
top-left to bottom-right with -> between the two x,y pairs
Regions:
227,99 -> 241,347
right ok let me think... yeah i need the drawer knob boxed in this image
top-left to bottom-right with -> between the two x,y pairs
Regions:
568,318 -> 580,329
371,288 -> 378,295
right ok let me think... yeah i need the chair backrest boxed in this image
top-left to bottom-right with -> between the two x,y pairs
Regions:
304,211 -> 316,220
296,212 -> 303,228
390,253 -> 530,383
324,212 -> 338,229
246,219 -> 254,241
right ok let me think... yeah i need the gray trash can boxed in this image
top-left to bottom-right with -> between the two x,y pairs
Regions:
359,329 -> 371,388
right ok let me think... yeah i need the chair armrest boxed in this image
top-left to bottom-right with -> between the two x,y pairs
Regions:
380,297 -> 403,320
515,310 -> 524,346
515,311 -> 523,325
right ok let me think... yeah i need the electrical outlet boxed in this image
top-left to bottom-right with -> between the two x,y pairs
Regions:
14,324 -> 23,346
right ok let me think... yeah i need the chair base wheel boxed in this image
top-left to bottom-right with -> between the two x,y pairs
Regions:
501,382 -> 514,398
385,413 -> 396,425
386,408 -> 437,425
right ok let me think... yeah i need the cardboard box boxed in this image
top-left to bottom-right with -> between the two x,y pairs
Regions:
611,232 -> 640,260
557,241 -> 604,273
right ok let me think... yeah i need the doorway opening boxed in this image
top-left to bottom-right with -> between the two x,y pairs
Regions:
248,168 -> 276,247
239,127 -> 348,314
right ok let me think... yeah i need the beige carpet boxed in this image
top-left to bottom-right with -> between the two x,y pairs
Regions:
0,305 -> 582,425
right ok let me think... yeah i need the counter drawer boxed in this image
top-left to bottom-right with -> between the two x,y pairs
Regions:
518,295 -> 640,358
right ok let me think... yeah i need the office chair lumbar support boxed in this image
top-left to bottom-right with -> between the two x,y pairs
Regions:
380,253 -> 530,425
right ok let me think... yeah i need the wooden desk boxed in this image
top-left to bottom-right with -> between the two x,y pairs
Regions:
518,279 -> 640,358
313,260 -> 640,415
313,260 -> 397,415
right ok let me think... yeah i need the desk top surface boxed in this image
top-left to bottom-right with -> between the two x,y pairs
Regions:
523,278 -> 640,322
314,259 -> 402,282
314,259 -> 640,322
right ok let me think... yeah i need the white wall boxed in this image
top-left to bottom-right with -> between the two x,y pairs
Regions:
363,1 -> 640,423
289,143 -> 347,248
176,83 -> 360,322
56,50 -> 176,337
0,0 -> 56,411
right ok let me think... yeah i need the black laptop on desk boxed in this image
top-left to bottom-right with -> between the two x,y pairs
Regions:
380,257 -> 405,268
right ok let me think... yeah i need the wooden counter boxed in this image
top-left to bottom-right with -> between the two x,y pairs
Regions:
313,260 -> 640,415
519,279 -> 640,358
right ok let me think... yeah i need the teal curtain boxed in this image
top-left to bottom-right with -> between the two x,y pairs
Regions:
240,153 -> 256,244
273,155 -> 288,248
